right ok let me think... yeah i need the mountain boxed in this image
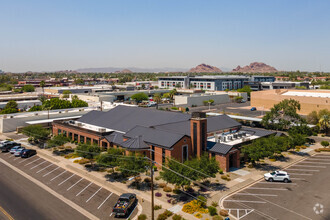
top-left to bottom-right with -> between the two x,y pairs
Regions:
188,64 -> 222,73
114,69 -> 133,73
76,67 -> 188,73
232,62 -> 277,73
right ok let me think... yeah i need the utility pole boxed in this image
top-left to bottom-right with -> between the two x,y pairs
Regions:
150,160 -> 155,220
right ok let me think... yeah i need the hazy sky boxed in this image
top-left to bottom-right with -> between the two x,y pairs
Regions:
1,0 -> 330,72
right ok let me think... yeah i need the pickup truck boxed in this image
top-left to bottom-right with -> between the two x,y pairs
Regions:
113,193 -> 136,217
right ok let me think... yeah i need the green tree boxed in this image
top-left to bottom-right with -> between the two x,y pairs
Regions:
261,99 -> 305,130
5,100 -> 18,109
319,114 -> 330,135
22,84 -> 35,92
76,143 -> 101,159
131,92 -> 148,103
28,105 -> 43,112
62,90 -> 72,99
74,78 -> 84,85
307,111 -> 319,125
237,85 -> 252,96
21,125 -> 50,143
118,152 -> 149,177
47,135 -> 70,148
153,93 -> 162,104
321,141 -> 329,148
96,148 -> 125,168
40,80 -> 45,96
160,158 -> 193,188
169,89 -> 177,101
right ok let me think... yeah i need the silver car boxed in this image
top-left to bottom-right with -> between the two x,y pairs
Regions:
10,146 -> 23,154
14,147 -> 25,157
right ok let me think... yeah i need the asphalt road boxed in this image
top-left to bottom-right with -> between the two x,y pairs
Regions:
0,162 -> 88,220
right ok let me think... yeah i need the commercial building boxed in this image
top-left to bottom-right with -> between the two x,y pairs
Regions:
52,106 -> 276,171
0,93 -> 41,111
44,85 -> 114,95
244,81 -> 310,91
158,75 -> 275,91
251,89 -> 330,115
174,93 -> 230,107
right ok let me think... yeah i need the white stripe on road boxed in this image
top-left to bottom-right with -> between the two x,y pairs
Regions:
290,178 -> 305,180
67,178 -> 83,191
300,161 -> 330,165
13,157 -> 20,161
50,170 -> 67,181
58,174 -> 75,186
257,182 -> 297,185
19,156 -> 35,164
225,200 -> 266,204
98,193 -> 113,209
288,173 -> 313,176
86,187 -> 102,203
293,165 -> 326,168
24,157 -> 41,166
109,213 -> 113,217
285,168 -> 319,172
36,164 -> 53,173
248,187 -> 288,191
30,161 -> 47,170
236,193 -> 278,197
9,155 -> 15,158
43,167 -> 60,177
76,182 -> 92,197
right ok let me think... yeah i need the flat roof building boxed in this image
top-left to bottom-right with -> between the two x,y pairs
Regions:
251,89 -> 330,115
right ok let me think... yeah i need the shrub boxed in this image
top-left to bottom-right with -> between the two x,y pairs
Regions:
194,213 -> 202,218
138,214 -> 147,220
155,192 -> 162,197
144,177 -> 151,183
321,141 -> 329,147
159,183 -> 167,188
219,209 -> 229,217
315,148 -> 330,152
166,193 -> 172,198
78,158 -> 90,164
171,200 -> 177,205
212,216 -> 223,220
221,175 -> 228,180
155,176 -> 161,180
167,199 -> 172,203
163,186 -> 172,192
154,205 -> 162,210
211,201 -> 218,207
172,214 -> 183,220
219,169 -> 224,174
157,210 -> 173,220
208,206 -> 218,216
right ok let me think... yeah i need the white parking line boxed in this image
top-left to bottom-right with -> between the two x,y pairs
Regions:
67,178 -> 84,191
98,192 -> 113,209
236,193 -> 278,197
19,156 -> 35,164
76,182 -> 92,197
36,164 -> 53,173
257,182 -> 297,185
293,165 -> 326,168
9,155 -> 15,158
24,157 -> 41,166
126,202 -> 138,220
288,173 -> 313,176
248,187 -> 288,191
50,170 -> 67,181
43,167 -> 60,177
30,161 -> 47,170
13,157 -> 20,161
306,158 -> 330,161
58,174 -> 75,186
86,187 -> 102,203
109,213 -> 113,217
225,200 -> 266,204
285,168 -> 319,172
300,161 -> 330,165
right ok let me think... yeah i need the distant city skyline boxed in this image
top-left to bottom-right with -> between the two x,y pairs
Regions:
1,0 -> 330,72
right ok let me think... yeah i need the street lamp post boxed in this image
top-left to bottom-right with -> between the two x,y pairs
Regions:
150,160 -> 155,220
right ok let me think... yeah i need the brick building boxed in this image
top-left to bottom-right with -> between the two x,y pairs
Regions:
52,106 -> 275,171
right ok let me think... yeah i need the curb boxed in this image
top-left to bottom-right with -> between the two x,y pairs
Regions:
218,151 -> 316,220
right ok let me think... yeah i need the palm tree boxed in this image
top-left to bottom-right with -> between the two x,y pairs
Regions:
40,80 -> 46,97
319,115 -> 330,136
169,89 -> 177,101
153,93 -> 161,104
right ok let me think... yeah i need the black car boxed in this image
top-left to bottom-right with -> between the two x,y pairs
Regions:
1,142 -> 20,153
113,193 -> 137,217
21,149 -> 37,158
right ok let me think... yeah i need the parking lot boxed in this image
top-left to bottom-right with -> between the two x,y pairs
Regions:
0,151 -> 138,220
223,153 -> 330,220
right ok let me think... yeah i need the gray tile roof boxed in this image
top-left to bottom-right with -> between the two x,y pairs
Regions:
77,105 -> 190,132
124,126 -> 185,148
154,114 -> 241,135
207,141 -> 234,155
240,127 -> 276,137
120,136 -> 149,150
104,132 -> 124,145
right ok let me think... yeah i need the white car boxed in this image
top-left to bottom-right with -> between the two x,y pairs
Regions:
264,170 -> 290,183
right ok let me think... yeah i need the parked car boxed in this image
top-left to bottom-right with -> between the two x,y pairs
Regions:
1,142 -> 20,153
250,107 -> 257,111
21,149 -> 37,158
147,101 -> 157,107
113,193 -> 137,217
10,146 -> 24,154
264,170 -> 290,183
14,147 -> 26,157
